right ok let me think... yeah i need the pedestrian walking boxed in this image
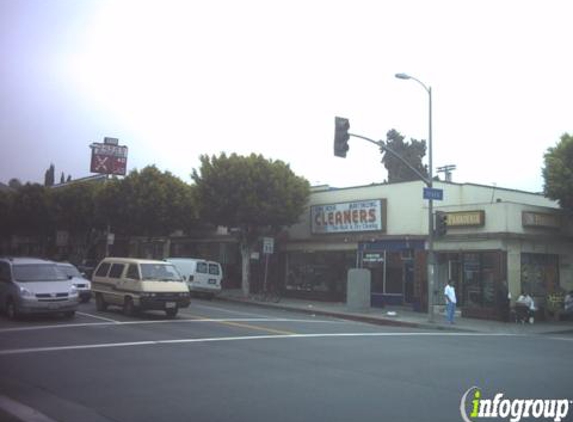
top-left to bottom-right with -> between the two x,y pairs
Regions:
444,280 -> 457,324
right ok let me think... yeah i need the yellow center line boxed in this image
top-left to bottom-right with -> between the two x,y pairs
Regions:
185,314 -> 297,336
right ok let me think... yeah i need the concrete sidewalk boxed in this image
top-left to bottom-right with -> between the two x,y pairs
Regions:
216,289 -> 573,336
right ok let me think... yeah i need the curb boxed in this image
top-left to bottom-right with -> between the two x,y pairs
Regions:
215,296 -> 474,332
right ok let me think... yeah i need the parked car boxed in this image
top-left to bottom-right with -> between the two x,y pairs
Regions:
165,257 -> 223,299
0,257 -> 79,319
57,262 -> 92,303
91,257 -> 190,317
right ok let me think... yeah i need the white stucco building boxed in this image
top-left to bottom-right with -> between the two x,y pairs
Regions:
282,180 -> 573,320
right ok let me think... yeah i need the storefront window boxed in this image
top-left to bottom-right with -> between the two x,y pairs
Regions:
463,252 -> 500,309
463,253 -> 481,308
287,251 -> 355,298
521,253 -> 559,297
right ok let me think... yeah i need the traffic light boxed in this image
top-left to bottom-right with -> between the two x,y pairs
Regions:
435,211 -> 448,237
334,117 -> 350,158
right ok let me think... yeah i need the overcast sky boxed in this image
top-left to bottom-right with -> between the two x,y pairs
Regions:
1,0 -> 571,192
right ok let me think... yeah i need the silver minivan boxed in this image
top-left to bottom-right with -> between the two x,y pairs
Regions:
0,257 -> 79,319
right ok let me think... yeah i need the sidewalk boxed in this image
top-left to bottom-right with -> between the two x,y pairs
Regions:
217,289 -> 573,335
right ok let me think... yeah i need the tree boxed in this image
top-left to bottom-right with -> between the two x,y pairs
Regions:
44,164 -> 55,187
95,166 -> 197,237
11,183 -> 54,236
0,190 -> 13,237
543,133 -> 573,211
192,153 -> 310,296
8,178 -> 22,190
51,182 -> 101,260
51,182 -> 99,234
380,129 -> 428,183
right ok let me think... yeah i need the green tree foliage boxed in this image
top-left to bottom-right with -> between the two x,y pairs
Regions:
543,133 -> 573,211
0,190 -> 13,237
51,182 -> 99,234
11,183 -> 54,235
1,167 -> 196,257
8,178 -> 22,190
192,153 -> 310,295
380,129 -> 428,183
96,166 -> 196,237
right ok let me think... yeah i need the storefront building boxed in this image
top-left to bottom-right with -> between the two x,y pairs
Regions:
282,181 -> 573,320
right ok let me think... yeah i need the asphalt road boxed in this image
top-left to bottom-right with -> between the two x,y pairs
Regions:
0,299 -> 572,422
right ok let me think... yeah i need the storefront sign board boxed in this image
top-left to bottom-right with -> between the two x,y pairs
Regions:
522,211 -> 560,229
445,210 -> 485,227
311,199 -> 385,234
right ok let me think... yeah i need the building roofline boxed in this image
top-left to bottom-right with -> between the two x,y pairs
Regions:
311,180 -> 547,197
50,174 -> 108,189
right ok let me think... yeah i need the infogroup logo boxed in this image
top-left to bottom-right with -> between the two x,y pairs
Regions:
460,386 -> 571,422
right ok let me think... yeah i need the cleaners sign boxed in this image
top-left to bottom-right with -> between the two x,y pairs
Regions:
311,199 -> 384,234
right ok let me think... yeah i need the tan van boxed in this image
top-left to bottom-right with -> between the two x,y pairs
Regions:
91,257 -> 190,317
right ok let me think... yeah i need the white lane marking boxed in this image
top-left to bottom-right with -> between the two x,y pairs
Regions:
0,317 -> 340,333
77,312 -> 121,323
0,395 -> 58,422
543,335 -> 573,342
0,332 -> 529,356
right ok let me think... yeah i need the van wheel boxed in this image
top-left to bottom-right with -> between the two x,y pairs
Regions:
123,297 -> 136,317
95,293 -> 108,311
165,308 -> 178,318
63,311 -> 75,318
6,299 -> 19,320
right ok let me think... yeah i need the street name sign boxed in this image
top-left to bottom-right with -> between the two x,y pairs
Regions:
423,187 -> 443,201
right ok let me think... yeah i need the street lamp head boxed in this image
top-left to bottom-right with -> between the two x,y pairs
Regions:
395,73 -> 411,80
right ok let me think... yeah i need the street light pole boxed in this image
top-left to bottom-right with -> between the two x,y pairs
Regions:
395,73 -> 435,323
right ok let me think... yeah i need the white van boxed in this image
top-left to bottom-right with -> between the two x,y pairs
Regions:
91,257 -> 190,317
166,258 -> 223,299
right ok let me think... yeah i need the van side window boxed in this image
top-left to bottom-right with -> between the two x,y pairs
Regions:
95,262 -> 111,277
108,264 -> 125,279
208,264 -> 220,275
196,262 -> 208,273
126,264 -> 140,280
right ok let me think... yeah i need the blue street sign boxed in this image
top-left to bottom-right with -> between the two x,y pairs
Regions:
423,187 -> 444,201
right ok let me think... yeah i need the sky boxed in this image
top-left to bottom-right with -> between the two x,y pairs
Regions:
1,0 -> 571,193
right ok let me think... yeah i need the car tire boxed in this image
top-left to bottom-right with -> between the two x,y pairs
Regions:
95,293 -> 108,311
5,299 -> 19,320
165,307 -> 178,318
123,297 -> 136,317
63,311 -> 75,318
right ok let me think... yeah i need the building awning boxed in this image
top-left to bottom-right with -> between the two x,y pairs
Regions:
359,239 -> 425,252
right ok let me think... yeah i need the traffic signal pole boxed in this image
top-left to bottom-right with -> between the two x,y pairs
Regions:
334,111 -> 437,323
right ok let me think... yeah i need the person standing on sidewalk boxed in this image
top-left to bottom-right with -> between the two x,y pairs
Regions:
444,280 -> 457,324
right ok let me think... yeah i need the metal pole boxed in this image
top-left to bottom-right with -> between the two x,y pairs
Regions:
395,73 -> 435,323
427,86 -> 435,323
263,253 -> 269,293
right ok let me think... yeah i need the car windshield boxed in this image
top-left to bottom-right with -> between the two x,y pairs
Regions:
58,264 -> 82,278
13,264 -> 69,282
140,264 -> 182,281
